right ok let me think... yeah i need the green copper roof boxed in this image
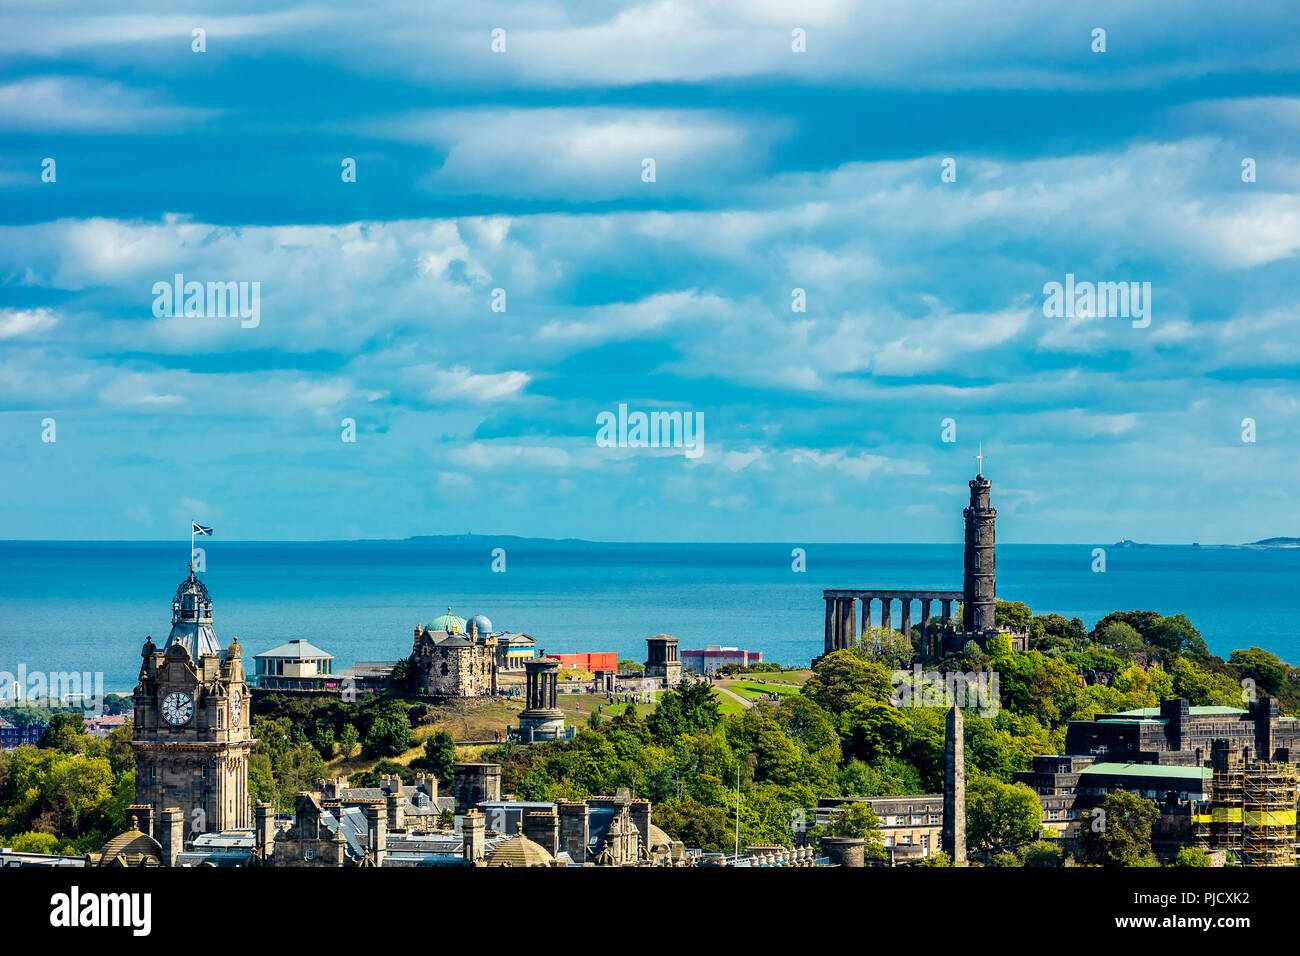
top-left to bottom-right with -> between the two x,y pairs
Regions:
1113,705 -> 1247,718
428,608 -> 467,633
1080,763 -> 1211,781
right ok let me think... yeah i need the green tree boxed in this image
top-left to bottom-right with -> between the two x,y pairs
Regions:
1229,647 -> 1288,697
1080,791 -> 1159,867
966,774 -> 1043,853
363,716 -> 412,758
338,723 -> 360,759
1148,613 -> 1207,656
647,682 -> 720,740
39,713 -> 85,752
420,730 -> 457,781
8,831 -> 65,854
676,680 -> 722,731
1173,846 -> 1211,867
1098,621 -> 1144,656
1021,839 -> 1063,866
802,650 -> 892,716
653,798 -> 730,853
388,657 -> 413,693
1032,614 -> 1088,653
861,625 -> 913,669
995,600 -> 1033,633
818,802 -> 886,859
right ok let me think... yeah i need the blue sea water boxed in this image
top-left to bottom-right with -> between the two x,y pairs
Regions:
1,540 -> 1297,693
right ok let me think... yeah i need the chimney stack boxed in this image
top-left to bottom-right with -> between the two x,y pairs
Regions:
158,807 -> 184,867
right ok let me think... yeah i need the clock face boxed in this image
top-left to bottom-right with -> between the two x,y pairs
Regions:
231,690 -> 242,724
161,691 -> 193,726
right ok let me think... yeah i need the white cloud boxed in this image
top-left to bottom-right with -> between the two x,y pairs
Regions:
0,77 -> 207,131
0,308 -> 56,339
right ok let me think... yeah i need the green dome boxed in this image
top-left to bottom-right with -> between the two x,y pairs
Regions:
428,607 -> 467,633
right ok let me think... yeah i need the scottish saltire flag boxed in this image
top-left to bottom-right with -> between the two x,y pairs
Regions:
192,523 -> 213,536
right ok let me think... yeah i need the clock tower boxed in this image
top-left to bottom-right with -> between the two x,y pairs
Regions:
132,566 -> 253,840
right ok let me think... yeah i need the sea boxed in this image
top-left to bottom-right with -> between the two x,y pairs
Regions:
1,539 -> 1297,694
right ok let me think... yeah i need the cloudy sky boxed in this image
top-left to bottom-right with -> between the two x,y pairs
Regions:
2,1 -> 1299,542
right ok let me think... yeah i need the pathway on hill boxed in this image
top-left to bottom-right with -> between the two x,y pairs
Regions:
714,686 -> 755,710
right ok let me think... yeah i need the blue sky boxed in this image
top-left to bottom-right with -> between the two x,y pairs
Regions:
2,1 -> 1299,543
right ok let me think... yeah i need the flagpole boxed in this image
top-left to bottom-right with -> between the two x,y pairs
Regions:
190,522 -> 194,568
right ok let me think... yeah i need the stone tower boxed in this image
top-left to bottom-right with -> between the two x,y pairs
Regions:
942,705 -> 966,864
644,635 -> 682,686
961,469 -> 996,633
131,566 -> 253,839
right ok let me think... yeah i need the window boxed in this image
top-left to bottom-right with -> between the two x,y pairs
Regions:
928,814 -> 940,825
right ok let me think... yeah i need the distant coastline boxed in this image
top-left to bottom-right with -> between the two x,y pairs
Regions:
1113,538 -> 1300,550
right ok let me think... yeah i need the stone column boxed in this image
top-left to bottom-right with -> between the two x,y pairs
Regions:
881,597 -> 892,633
824,598 -> 834,655
942,599 -> 952,625
901,600 -> 912,642
921,600 -> 932,655
861,597 -> 872,642
842,598 -> 855,650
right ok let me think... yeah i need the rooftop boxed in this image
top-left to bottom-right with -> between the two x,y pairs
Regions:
1080,762 -> 1211,782
1112,705 -> 1247,718
255,639 -> 334,660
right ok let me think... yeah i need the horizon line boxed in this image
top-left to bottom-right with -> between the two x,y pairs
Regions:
0,536 -> 1282,548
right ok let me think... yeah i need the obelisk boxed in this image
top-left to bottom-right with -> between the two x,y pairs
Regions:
942,705 -> 966,864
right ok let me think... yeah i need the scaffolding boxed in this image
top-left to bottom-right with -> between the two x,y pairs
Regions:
1194,757 -> 1297,866
1242,763 -> 1297,867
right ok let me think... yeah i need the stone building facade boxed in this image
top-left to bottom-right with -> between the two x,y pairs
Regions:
131,566 -> 253,838
409,610 -> 499,697
1063,697 -> 1300,767
1012,698 -> 1300,857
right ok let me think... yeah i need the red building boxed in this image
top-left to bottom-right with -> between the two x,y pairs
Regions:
555,652 -> 618,673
